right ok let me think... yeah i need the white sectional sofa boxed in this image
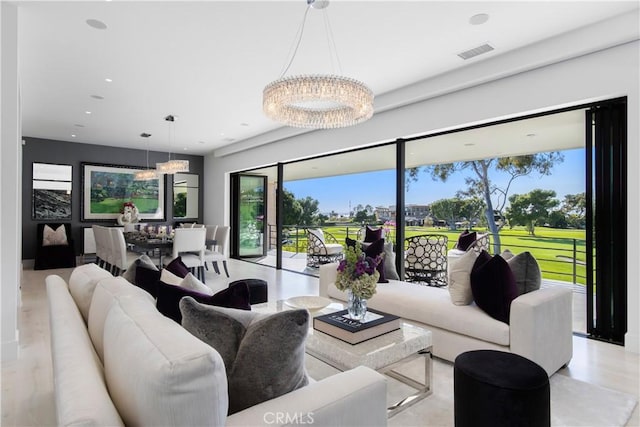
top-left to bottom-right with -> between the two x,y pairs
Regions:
46,263 -> 388,427
319,263 -> 573,376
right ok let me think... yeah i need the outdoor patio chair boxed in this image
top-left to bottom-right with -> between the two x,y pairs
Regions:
404,234 -> 448,286
306,228 -> 344,268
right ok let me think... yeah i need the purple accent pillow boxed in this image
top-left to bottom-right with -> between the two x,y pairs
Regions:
165,256 -> 190,278
345,237 -> 387,283
470,250 -> 518,324
457,230 -> 477,251
365,238 -> 387,283
156,280 -> 251,323
364,226 -> 383,243
134,265 -> 161,298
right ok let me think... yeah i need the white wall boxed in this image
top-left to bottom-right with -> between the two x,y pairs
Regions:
1,2 -> 22,361
204,40 -> 640,353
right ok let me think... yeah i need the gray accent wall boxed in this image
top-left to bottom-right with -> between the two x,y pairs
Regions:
22,137 -> 204,259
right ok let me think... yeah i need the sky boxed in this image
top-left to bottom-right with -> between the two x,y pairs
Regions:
284,148 -> 585,215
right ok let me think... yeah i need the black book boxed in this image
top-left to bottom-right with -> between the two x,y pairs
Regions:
313,309 -> 401,345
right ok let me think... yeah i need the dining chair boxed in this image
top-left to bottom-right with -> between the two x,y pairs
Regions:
203,225 -> 229,277
92,225 -> 111,271
109,227 -> 130,276
170,228 -> 207,282
204,224 -> 218,251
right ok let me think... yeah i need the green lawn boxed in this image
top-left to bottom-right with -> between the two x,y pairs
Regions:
283,225 -> 587,285
90,197 -> 159,214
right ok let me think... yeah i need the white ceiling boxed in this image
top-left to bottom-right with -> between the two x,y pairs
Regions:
17,1 -> 639,156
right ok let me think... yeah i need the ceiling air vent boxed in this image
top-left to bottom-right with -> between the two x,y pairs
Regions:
457,43 -> 494,60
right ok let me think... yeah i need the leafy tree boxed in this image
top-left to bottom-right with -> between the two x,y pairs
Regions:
429,198 -> 463,229
429,197 -> 483,229
298,196 -> 320,225
282,189 -> 303,226
409,152 -> 563,252
506,189 -> 559,235
173,193 -> 186,217
547,210 -> 569,229
561,192 -> 586,229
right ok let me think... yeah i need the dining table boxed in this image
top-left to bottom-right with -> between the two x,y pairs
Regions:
124,233 -> 216,268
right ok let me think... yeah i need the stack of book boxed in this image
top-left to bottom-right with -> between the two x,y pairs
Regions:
313,309 -> 401,345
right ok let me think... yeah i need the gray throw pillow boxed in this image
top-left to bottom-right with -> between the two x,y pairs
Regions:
180,297 -> 309,414
121,254 -> 157,284
507,251 -> 541,295
383,242 -> 400,280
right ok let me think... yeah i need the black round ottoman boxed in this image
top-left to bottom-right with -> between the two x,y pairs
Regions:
229,279 -> 268,305
454,350 -> 550,427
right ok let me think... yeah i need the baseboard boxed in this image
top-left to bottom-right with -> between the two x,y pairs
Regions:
624,332 -> 639,353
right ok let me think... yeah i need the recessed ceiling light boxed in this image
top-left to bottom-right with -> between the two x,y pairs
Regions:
90,95 -> 104,100
105,78 -> 113,83
74,124 -> 85,127
220,132 -> 225,136
183,147 -> 188,151
469,13 -> 489,25
85,111 -> 92,115
86,19 -> 107,30
71,134 -> 77,138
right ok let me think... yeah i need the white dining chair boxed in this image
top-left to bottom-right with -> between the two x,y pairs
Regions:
203,225 -> 230,277
109,227 -> 131,276
93,225 -> 112,271
169,228 -> 207,282
92,225 -> 106,269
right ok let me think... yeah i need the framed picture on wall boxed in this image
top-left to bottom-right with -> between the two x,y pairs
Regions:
32,163 -> 72,220
81,163 -> 165,221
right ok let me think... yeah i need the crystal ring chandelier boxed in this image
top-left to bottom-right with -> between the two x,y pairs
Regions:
263,0 -> 374,129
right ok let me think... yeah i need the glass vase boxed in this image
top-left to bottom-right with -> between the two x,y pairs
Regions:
347,290 -> 367,321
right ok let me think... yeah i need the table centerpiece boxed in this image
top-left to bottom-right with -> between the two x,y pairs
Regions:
335,245 -> 382,321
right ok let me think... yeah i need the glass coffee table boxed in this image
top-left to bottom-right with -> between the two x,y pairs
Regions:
254,299 -> 433,417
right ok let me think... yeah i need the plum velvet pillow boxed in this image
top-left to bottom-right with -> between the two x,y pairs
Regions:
134,265 -> 161,298
346,237 -> 387,283
165,256 -> 190,278
456,230 -> 477,251
156,280 -> 251,323
470,250 -> 518,324
364,226 -> 383,243
122,254 -> 158,285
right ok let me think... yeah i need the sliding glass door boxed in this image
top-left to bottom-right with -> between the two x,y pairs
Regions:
586,98 -> 627,344
231,174 -> 268,258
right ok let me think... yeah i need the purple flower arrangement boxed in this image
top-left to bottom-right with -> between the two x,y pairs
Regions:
335,245 -> 382,299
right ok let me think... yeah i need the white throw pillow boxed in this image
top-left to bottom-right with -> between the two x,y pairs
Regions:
43,224 -> 68,246
448,249 -> 479,305
160,268 -> 183,286
180,273 -> 214,296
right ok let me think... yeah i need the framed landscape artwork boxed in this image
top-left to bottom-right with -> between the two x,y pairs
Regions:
32,163 -> 72,220
81,163 -> 165,221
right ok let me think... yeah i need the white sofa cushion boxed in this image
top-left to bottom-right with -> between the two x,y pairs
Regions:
88,277 -> 155,362
448,249 -> 479,305
46,275 -> 125,427
328,280 -> 510,346
68,263 -> 114,323
103,296 -> 229,427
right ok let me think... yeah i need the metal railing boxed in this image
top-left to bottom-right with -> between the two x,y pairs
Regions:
266,224 -> 586,285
